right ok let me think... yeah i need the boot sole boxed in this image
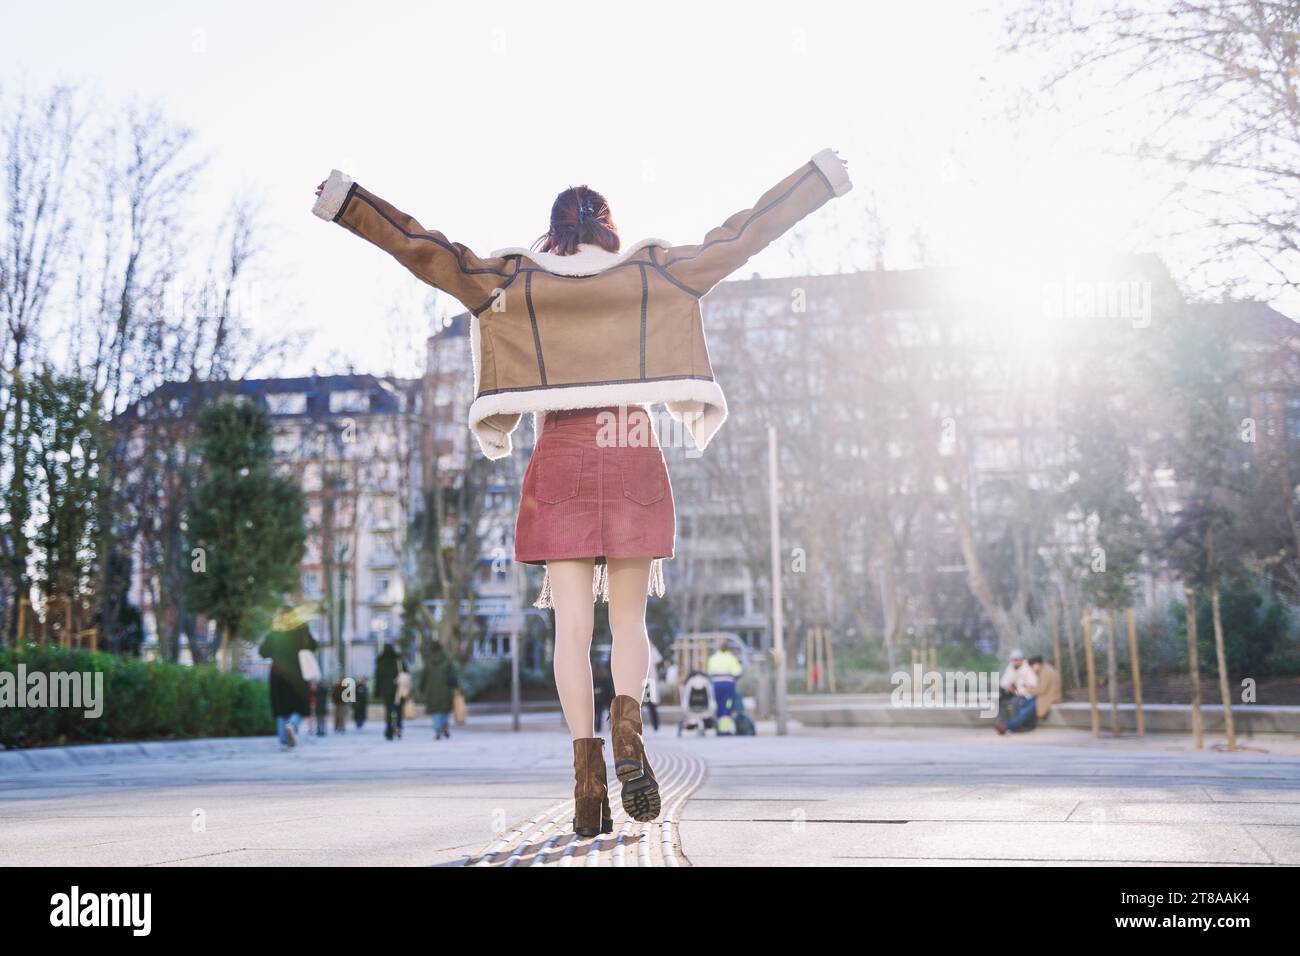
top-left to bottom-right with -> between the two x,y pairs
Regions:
619,772 -> 661,822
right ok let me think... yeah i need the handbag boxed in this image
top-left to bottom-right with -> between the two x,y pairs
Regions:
452,689 -> 467,725
297,648 -> 322,684
403,697 -> 417,720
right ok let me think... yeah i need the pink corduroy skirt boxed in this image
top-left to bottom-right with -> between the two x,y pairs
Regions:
515,405 -> 675,608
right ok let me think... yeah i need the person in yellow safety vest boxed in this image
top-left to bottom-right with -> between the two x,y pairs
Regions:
706,644 -> 744,735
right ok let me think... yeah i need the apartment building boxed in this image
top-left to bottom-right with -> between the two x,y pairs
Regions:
378,279 -> 1298,668
127,374 -> 420,678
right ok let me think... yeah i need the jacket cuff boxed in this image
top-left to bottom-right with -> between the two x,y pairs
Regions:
810,148 -> 852,198
312,169 -> 354,221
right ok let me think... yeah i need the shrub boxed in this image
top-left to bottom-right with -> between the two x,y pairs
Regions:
0,644 -> 274,749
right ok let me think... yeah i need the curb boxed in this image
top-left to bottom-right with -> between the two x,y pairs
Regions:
789,700 -> 1300,734
0,735 -> 280,773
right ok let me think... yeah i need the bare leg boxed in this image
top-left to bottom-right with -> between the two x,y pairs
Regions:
607,557 -> 653,699
549,558 -> 596,739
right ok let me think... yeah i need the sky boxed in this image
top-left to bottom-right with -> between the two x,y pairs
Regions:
2,0 -> 1273,379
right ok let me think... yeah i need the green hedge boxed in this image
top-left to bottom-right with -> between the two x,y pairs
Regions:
0,644 -> 274,749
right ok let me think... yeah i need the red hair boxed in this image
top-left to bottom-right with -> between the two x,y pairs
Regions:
532,185 -> 619,255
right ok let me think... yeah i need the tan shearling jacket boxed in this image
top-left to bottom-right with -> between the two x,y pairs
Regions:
1034,662 -> 1062,718
313,148 -> 852,459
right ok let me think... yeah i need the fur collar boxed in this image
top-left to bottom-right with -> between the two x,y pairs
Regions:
488,237 -> 673,276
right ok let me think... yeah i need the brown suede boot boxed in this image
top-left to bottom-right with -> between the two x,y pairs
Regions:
572,738 -> 614,838
610,694 -> 661,822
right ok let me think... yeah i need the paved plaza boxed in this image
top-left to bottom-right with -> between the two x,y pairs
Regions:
1,716 -> 1297,866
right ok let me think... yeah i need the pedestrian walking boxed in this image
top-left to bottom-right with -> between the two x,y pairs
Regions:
707,642 -> 744,735
394,661 -> 413,740
312,679 -> 328,736
375,644 -> 400,741
258,605 -> 318,749
421,640 -> 458,740
353,676 -> 369,730
313,146 -> 852,835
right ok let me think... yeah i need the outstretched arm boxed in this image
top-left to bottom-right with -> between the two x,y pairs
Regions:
313,169 -> 511,313
659,148 -> 852,297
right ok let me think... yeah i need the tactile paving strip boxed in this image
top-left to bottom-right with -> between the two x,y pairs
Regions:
467,748 -> 706,867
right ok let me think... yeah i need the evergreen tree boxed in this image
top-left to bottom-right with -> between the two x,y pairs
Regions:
184,398 -> 305,669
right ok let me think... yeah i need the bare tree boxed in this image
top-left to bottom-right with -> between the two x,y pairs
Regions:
1005,0 -> 1300,297
0,84 -> 82,637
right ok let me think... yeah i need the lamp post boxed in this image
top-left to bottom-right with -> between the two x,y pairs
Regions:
768,425 -> 788,736
510,557 -> 523,732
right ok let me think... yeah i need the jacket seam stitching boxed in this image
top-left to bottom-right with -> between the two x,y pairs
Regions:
809,161 -> 835,197
472,258 -> 522,316
475,373 -> 716,396
524,271 -> 548,386
351,190 -> 513,279
638,264 -> 648,379
661,168 -> 816,270
508,256 -> 704,298
332,181 -> 359,223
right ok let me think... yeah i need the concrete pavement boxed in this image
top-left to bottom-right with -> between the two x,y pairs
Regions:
679,725 -> 1300,865
1,714 -> 1297,866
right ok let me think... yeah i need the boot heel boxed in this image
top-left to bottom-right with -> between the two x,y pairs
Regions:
614,758 -> 643,782
572,737 -> 612,838
574,797 -> 604,838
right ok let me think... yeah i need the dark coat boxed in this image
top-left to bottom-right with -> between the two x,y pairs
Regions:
374,645 -> 400,705
421,645 -> 457,714
258,621 -> 318,718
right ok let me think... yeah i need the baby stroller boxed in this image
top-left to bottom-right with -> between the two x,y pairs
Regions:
677,670 -> 716,736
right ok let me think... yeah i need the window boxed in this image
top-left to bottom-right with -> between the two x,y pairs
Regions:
330,390 -> 370,413
267,392 -> 308,415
